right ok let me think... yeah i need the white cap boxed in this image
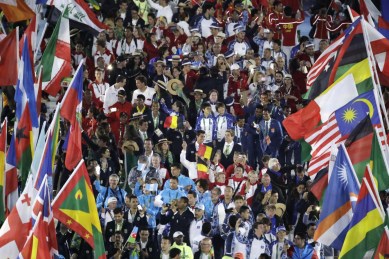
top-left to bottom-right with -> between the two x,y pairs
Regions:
107,197 -> 117,204
173,231 -> 184,238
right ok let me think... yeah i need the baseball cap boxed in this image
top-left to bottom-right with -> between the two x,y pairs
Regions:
195,203 -> 205,210
230,63 -> 240,70
173,231 -> 184,238
276,226 -> 287,233
107,197 -> 117,204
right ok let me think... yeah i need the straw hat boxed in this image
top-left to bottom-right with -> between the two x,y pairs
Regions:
122,140 -> 140,152
167,79 -> 184,95
190,89 -> 207,98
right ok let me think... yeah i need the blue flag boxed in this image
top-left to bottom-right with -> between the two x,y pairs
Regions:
15,36 -> 39,128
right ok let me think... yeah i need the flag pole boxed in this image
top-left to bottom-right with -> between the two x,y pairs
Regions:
360,18 -> 389,143
33,21 -> 48,64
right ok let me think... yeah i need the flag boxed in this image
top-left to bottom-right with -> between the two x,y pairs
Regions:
305,19 -> 369,100
18,212 -> 51,259
164,116 -> 178,129
359,0 -> 381,24
0,0 -> 16,5
30,176 -> 58,257
197,157 -> 209,180
345,116 -> 374,179
304,90 -> 381,177
0,174 -> 34,258
48,0 -> 108,36
41,11 -> 71,97
309,168 -> 328,202
15,36 -> 39,128
314,144 -> 360,250
127,226 -> 138,243
283,73 -> 358,140
339,173 -> 385,258
30,122 -> 47,180
34,134 -> 53,193
4,136 -> 18,215
198,144 -> 213,160
19,15 -> 36,66
48,105 -> 60,168
0,120 -> 6,223
0,29 -> 18,86
15,105 -> 34,188
60,62 -> 83,170
369,128 -> 389,191
374,227 -> 389,259
0,0 -> 34,22
52,160 -> 106,258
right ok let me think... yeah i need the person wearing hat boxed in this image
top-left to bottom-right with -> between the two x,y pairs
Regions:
194,2 -> 217,38
161,196 -> 195,254
278,74 -> 301,113
189,203 -> 207,250
204,21 -> 221,49
182,58 -> 199,92
100,196 -> 118,228
270,225 -> 293,259
296,41 -> 320,70
187,89 -> 206,127
228,24 -> 251,57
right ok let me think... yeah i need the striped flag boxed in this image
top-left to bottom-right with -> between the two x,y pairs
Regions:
41,10 -> 71,97
305,89 -> 381,178
197,157 -> 209,180
0,120 -> 7,223
314,144 -> 360,250
4,136 -> 18,215
197,144 -> 213,160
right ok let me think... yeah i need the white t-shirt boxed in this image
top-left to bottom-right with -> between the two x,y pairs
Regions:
132,87 -> 156,106
103,85 -> 125,113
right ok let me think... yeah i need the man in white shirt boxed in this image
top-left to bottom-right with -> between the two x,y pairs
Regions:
132,75 -> 156,106
146,0 -> 173,23
103,76 -> 126,113
248,220 -> 270,259
189,204 -> 207,252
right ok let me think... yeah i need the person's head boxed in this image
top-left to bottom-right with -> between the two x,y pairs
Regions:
196,179 -> 208,193
268,158 -> 281,171
202,102 -> 212,116
263,48 -> 272,59
161,236 -> 171,252
216,102 -> 226,115
187,190 -> 197,205
276,226 -> 287,240
283,105 -> 292,117
151,153 -> 161,168
107,196 -> 118,210
139,227 -> 149,242
211,187 -> 221,203
194,203 -> 205,219
137,155 -> 149,170
170,163 -> 181,177
95,68 -> 104,81
135,75 -> 147,90
234,165 -> 244,178
224,186 -> 234,200
294,232 -> 306,248
261,217 -> 272,233
129,195 -> 139,209
234,195 -> 245,210
254,220 -> 265,237
306,223 -> 317,239
143,139 -> 153,152
169,247 -> 181,259
200,237 -> 213,253
319,39 -> 329,52
169,176 -> 179,190
262,107 -> 271,121
109,174 -> 120,189
177,196 -> 189,210
173,231 -> 185,245
113,207 -> 124,223
265,204 -> 277,218
196,130 -> 206,144
137,94 -> 146,107
116,75 -> 127,88
202,2 -> 215,16
151,101 -> 160,113
274,71 -> 284,84
225,129 -> 234,143
273,0 -> 283,12
269,190 -> 279,204
255,104 -> 264,118
273,39 -> 281,51
248,170 -> 258,184
305,43 -> 315,56
138,119 -> 148,131
239,205 -> 250,220
209,90 -> 218,102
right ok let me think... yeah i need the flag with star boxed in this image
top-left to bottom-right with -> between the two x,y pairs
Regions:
52,159 -> 106,259
15,104 -> 34,189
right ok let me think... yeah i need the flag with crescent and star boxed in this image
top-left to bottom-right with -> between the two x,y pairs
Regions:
52,159 -> 106,259
335,90 -> 380,136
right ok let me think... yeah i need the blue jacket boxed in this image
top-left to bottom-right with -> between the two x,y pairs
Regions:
163,174 -> 196,193
159,188 -> 187,204
94,181 -> 127,209
138,193 -> 160,229
259,118 -> 284,156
